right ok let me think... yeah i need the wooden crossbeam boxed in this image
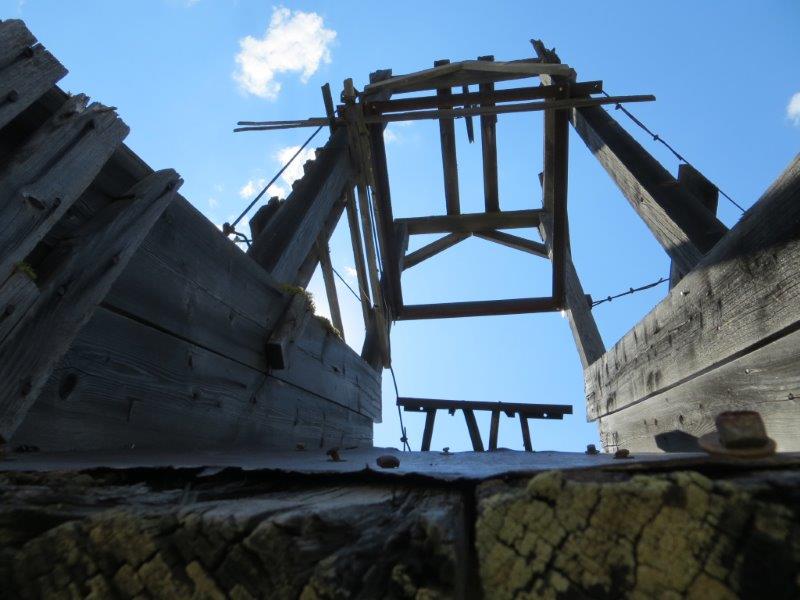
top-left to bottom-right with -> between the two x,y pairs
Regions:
398,209 -> 544,235
0,170 -> 181,441
463,409 -> 484,452
398,397 -> 572,419
435,60 -> 461,215
316,237 -> 345,340
403,232 -> 470,270
398,296 -> 559,320
478,55 -> 500,212
531,40 -> 728,275
474,230 -> 548,258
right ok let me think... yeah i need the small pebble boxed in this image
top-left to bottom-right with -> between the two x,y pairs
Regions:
376,455 -> 400,469
614,448 -> 632,459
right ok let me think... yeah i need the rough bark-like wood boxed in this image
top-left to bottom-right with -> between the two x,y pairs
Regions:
598,327 -> 800,453
404,232 -> 470,270
585,154 -> 800,420
474,230 -> 548,258
0,94 -> 129,283
434,60 -> 461,216
0,28 -> 67,130
399,209 -> 544,235
0,169 -> 181,441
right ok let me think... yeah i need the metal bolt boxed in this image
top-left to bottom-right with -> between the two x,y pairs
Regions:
6,90 -> 19,103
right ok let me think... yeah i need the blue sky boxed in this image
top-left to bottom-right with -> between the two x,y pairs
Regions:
8,1 -> 799,452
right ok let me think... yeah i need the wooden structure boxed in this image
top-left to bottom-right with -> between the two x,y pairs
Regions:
0,20 -> 380,452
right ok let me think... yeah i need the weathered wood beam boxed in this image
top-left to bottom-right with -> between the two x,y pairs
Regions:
344,188 -> 372,326
293,193 -> 346,289
421,409 -> 436,451
316,237 -> 345,340
544,107 -> 570,306
519,414 -> 533,451
478,55 -> 500,212
434,59 -> 461,215
364,80 -> 603,113
403,232 -> 470,270
0,20 -> 67,130
398,296 -> 558,320
0,94 -> 129,283
247,127 -> 353,284
463,408 -> 484,452
248,196 -> 282,241
265,291 -> 314,370
0,169 -> 181,441
397,397 -> 572,419
532,40 -> 728,274
488,410 -> 500,451
669,164 -> 720,287
584,154 -> 800,421
474,230 -> 548,258
398,209 -> 544,235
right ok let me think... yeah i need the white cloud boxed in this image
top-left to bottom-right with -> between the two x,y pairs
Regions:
788,92 -> 800,126
208,197 -> 219,208
213,183 -> 224,193
239,178 -> 286,200
275,146 -> 316,187
383,128 -> 399,144
344,266 -> 358,280
233,7 -> 336,100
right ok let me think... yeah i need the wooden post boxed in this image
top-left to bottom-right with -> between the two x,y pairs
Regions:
542,106 -> 570,307
421,408 -> 436,451
488,410 -> 500,451
0,170 -> 182,441
344,188 -> 372,326
478,55 -> 500,212
463,408 -> 484,451
434,59 -> 461,215
316,237 -> 345,340
519,414 -> 533,452
531,40 -> 728,275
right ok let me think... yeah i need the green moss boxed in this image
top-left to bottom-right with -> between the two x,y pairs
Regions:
281,284 -> 316,313
314,315 -> 342,339
14,261 -> 37,281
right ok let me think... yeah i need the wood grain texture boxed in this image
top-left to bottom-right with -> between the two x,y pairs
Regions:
585,154 -> 800,420
598,328 -> 800,453
0,271 -> 37,343
265,292 -> 313,370
0,94 -> 129,282
434,60 -> 461,216
0,19 -> 36,68
0,169 -> 181,440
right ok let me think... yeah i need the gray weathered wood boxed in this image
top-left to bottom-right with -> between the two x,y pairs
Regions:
519,414 -> 532,452
488,410 -> 500,451
478,55 -> 500,212
403,232 -> 470,270
248,196 -> 282,241
598,327 -> 800,453
399,209 -> 544,235
0,31 -> 67,130
0,169 -> 181,441
265,292 -> 314,370
463,409 -> 484,452
316,237 -> 345,339
474,230 -> 548,258
399,296 -> 559,320
421,409 -> 436,451
294,193 -> 346,289
344,188 -> 372,326
542,108 -> 569,305
0,94 -> 129,283
585,154 -> 800,420
434,60 -> 461,215
0,271 -> 37,343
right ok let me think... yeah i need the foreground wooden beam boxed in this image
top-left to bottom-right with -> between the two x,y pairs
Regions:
398,397 -> 572,419
398,296 -> 558,320
398,209 -> 544,235
316,237 -> 345,340
584,154 -> 800,421
435,60 -> 461,215
478,55 -> 500,212
532,40 -> 728,275
474,230 -> 548,258
0,170 -> 181,441
403,232 -> 470,270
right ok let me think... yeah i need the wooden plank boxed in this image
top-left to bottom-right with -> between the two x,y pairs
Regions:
265,292 -> 314,370
531,41 -> 727,274
519,414 -> 532,452
669,164 -> 720,287
584,154 -> 800,421
474,230 -> 548,258
0,94 -> 129,283
398,209 -> 544,235
478,55 -> 499,212
488,410 -> 500,451
434,60 -> 461,215
316,237 -> 345,339
344,188 -> 372,326
0,271 -> 38,342
365,80 -> 603,114
0,169 -> 181,441
463,409 -> 484,452
0,39 -> 67,130
546,108 -> 569,306
294,193 -> 346,288
397,397 -> 572,419
421,409 -> 436,451
247,127 -> 353,284
398,297 -> 559,320
0,19 -> 36,68
10,307 -> 373,451
598,328 -> 800,454
403,232 -> 470,270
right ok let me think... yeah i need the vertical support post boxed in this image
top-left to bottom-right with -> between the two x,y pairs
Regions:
421,408 -> 436,451
488,410 -> 500,451
543,106 -> 569,307
344,188 -> 372,327
316,237 -> 345,340
519,414 -> 533,452
434,59 -> 461,215
478,55 -> 500,212
463,409 -> 484,452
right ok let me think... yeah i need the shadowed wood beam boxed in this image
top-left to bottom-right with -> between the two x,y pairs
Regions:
488,410 -> 500,451
531,40 -> 728,275
265,291 -> 314,370
0,169 -> 181,441
421,409 -> 436,451
474,230 -> 548,258
584,154 -> 800,421
344,188 -> 372,326
463,409 -> 484,452
543,105 -> 570,306
293,193 -> 346,289
398,296 -> 558,320
435,59 -> 461,215
398,209 -> 544,235
669,164 -> 720,288
478,55 -> 499,212
316,237 -> 345,340
519,414 -> 533,451
397,397 -> 572,418
0,94 -> 129,283
403,232 -> 470,270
